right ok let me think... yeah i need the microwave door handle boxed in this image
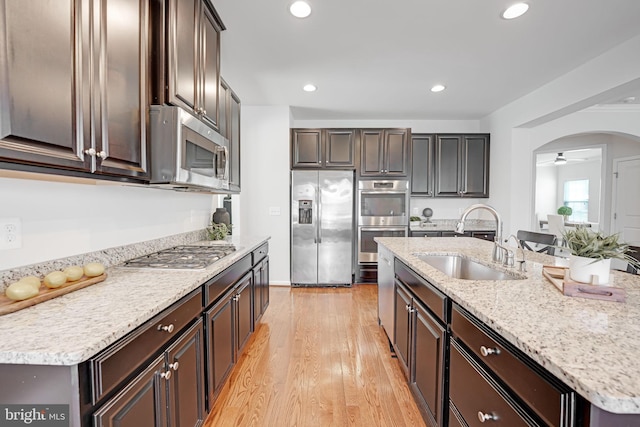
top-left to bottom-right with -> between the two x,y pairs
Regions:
222,146 -> 229,180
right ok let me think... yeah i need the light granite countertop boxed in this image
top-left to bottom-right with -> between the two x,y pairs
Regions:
376,236 -> 640,415
0,234 -> 270,366
409,219 -> 497,232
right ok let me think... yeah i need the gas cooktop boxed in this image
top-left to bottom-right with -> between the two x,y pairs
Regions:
123,244 -> 236,270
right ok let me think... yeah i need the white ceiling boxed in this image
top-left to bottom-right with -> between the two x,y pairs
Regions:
214,0 -> 640,121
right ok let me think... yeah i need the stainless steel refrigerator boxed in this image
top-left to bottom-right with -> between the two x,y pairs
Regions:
291,170 -> 354,286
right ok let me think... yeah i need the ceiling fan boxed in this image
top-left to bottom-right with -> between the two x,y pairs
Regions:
536,152 -> 588,166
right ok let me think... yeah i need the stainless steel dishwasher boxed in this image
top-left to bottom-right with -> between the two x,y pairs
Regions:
377,244 -> 395,344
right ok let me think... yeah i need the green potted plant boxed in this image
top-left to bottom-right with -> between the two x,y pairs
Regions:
206,222 -> 230,241
557,206 -> 572,220
562,228 -> 639,285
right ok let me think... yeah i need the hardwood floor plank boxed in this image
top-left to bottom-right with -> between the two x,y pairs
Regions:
204,285 -> 426,427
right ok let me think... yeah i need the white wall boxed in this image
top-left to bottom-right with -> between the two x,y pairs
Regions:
0,174 -> 215,270
482,34 -> 640,238
237,106 -> 291,285
534,165 -> 557,228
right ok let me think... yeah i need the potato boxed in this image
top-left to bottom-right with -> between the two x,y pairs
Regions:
84,262 -> 105,277
63,266 -> 84,282
44,271 -> 67,289
5,281 -> 40,301
18,276 -> 41,291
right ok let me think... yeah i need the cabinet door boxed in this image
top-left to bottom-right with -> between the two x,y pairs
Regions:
260,257 -> 270,315
93,0 -> 149,179
93,355 -> 167,427
218,79 -> 229,138
253,256 -> 270,324
325,129 -> 356,168
168,0 -> 198,111
0,0 -> 89,171
360,130 -> 384,175
412,301 -> 446,427
393,281 -> 412,377
167,320 -> 205,427
200,3 -> 221,129
291,129 -> 322,168
205,292 -> 234,403
411,134 -> 434,196
235,272 -> 254,355
384,129 -> 409,176
434,135 -> 462,197
228,89 -> 241,192
461,135 -> 489,197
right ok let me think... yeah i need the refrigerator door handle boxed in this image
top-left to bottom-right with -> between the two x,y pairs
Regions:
317,186 -> 322,244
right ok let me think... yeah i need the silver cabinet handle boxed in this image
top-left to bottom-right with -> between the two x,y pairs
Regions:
169,362 -> 179,371
159,324 -> 174,333
161,370 -> 172,380
84,148 -> 96,156
478,411 -> 497,422
480,345 -> 500,356
97,150 -> 107,159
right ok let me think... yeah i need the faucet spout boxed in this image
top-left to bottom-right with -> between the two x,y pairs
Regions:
456,204 -> 504,263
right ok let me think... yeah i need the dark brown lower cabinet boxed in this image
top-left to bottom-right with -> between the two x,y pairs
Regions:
93,319 -> 205,427
205,271 -> 253,405
394,280 -> 446,427
449,340 -> 534,427
253,256 -> 270,324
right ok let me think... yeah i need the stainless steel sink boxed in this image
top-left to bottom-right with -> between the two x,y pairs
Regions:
415,254 -> 525,280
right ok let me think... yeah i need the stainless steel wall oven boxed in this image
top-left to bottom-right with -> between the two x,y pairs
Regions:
357,180 -> 409,264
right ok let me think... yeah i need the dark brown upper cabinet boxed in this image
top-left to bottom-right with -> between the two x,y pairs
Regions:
0,0 -> 149,180
359,129 -> 409,177
291,129 -> 356,169
219,78 -> 241,193
410,134 -> 435,196
153,0 -> 225,130
434,134 -> 490,198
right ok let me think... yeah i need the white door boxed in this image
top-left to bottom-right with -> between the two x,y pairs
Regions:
613,157 -> 640,245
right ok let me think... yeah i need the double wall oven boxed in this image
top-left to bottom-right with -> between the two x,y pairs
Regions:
357,180 -> 409,266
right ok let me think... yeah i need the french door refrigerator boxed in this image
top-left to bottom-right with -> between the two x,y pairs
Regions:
291,170 -> 354,286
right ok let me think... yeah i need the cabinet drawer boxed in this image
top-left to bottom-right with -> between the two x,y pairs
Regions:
449,341 -> 533,427
252,242 -> 268,265
90,288 -> 202,404
452,305 -> 574,426
395,259 -> 447,323
205,254 -> 252,307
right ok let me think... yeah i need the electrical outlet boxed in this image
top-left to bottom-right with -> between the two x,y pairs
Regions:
0,218 -> 22,250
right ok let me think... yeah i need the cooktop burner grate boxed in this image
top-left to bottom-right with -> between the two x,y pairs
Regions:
123,244 -> 236,270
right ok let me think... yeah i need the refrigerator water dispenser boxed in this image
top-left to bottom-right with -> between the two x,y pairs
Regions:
299,200 -> 313,224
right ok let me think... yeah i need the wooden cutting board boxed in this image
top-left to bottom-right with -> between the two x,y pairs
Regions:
542,266 -> 625,302
0,274 -> 107,316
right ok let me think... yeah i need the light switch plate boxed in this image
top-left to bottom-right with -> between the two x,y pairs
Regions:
268,207 -> 281,216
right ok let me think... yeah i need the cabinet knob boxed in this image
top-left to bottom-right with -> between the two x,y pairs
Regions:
202,109 -> 207,115
84,148 -> 96,156
159,324 -> 175,333
97,150 -> 107,159
161,370 -> 172,380
405,304 -> 411,312
477,411 -> 497,422
169,362 -> 179,371
480,345 -> 500,357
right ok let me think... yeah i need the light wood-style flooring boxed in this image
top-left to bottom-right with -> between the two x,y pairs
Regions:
204,284 -> 426,427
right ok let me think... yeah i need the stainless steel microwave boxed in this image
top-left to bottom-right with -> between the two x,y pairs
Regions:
149,105 -> 229,192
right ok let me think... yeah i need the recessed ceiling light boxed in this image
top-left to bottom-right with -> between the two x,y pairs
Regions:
502,3 -> 529,19
290,1 -> 311,18
431,84 -> 446,93
303,84 -> 317,92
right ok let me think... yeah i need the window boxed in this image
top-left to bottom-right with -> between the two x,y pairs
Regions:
563,179 -> 589,222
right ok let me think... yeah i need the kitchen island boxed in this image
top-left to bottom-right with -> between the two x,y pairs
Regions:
377,236 -> 640,426
0,233 -> 270,426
